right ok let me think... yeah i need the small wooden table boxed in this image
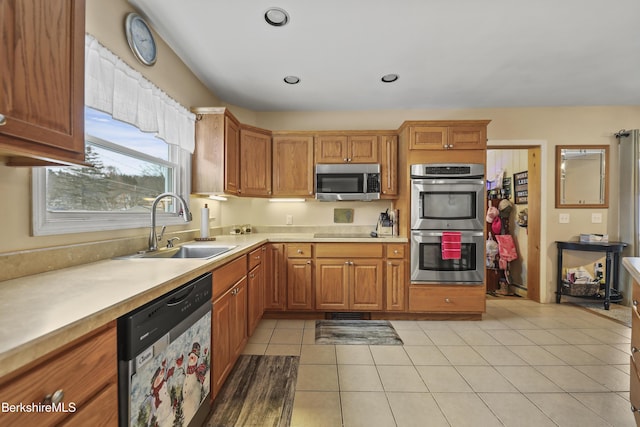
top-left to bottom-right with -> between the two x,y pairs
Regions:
556,240 -> 627,310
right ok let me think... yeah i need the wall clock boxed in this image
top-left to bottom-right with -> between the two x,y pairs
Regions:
125,13 -> 157,66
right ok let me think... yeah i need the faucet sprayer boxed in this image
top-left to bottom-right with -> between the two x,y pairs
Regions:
149,192 -> 192,251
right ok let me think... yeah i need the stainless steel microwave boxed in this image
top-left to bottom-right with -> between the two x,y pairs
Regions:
315,163 -> 381,201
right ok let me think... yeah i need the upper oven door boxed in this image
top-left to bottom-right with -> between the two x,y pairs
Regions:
410,230 -> 485,284
411,178 -> 485,230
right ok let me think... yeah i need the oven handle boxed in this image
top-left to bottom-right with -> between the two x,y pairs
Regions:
411,230 -> 485,238
411,179 -> 485,186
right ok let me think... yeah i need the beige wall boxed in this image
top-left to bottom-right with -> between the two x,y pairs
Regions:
1,0 -> 638,303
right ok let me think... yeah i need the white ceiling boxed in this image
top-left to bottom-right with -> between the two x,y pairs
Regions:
129,0 -> 640,112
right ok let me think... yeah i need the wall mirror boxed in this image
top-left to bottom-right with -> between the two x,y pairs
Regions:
555,145 -> 609,208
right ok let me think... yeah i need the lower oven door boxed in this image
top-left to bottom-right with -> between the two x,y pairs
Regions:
411,230 -> 485,284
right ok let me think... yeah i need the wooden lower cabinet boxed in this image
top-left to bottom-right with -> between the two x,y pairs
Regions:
212,256 -> 248,399
315,258 -> 383,311
264,243 -> 286,310
315,259 -> 350,310
286,243 -> 314,310
0,322 -> 117,427
408,285 -> 485,313
247,246 -> 265,336
630,276 -> 640,422
212,276 -> 247,398
287,259 -> 314,310
386,259 -> 406,311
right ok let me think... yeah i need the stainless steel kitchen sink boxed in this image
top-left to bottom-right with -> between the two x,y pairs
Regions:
115,244 -> 236,260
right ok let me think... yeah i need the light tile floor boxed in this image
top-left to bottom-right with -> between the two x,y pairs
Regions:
241,299 -> 636,427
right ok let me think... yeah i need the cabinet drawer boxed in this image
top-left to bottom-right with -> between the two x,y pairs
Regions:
287,243 -> 313,258
386,244 -> 406,259
408,285 -> 485,312
0,323 -> 117,427
249,246 -> 264,269
316,243 -> 383,258
213,255 -> 247,300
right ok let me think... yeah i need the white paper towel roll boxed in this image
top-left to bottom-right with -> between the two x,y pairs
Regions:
201,204 -> 210,238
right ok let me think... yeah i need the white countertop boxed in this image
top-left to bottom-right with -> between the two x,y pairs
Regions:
623,257 -> 640,284
0,233 -> 406,378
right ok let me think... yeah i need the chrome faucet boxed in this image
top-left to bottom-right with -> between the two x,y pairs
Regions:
149,192 -> 192,251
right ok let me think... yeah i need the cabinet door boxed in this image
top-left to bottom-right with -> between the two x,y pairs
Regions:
247,263 -> 263,336
272,135 -> 314,196
386,259 -> 406,311
0,322 -> 116,426
448,125 -> 487,150
230,277 -> 248,359
380,135 -> 398,197
0,0 -> 85,165
225,116 -> 241,194
315,259 -> 349,310
287,259 -> 314,310
409,126 -> 448,150
239,127 -> 271,196
350,259 -> 384,310
264,243 -> 286,310
60,382 -> 118,427
212,289 -> 232,396
348,135 -> 379,163
315,135 -> 348,163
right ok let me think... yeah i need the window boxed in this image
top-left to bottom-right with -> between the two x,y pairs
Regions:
32,107 -> 191,236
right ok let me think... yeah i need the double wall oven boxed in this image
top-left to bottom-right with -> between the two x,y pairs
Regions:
410,163 -> 485,284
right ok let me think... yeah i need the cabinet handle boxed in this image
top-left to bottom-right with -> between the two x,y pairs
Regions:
297,249 -> 303,254
306,260 -> 311,264
444,298 -> 451,303
43,389 -> 64,405
632,346 -> 639,365
254,255 -> 261,260
343,158 -> 348,162
250,273 -> 255,278
632,405 -> 640,413
393,249 -> 399,254
0,114 -> 6,126
347,158 -> 352,162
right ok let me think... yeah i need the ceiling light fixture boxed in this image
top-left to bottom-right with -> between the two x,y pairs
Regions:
264,7 -> 289,27
283,75 -> 300,84
381,74 -> 399,83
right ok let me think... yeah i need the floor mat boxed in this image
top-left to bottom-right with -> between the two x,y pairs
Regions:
206,355 -> 299,427
315,320 -> 404,345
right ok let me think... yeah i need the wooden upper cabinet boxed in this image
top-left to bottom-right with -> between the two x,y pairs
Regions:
380,134 -> 398,198
225,117 -> 241,194
408,121 -> 489,150
239,126 -> 272,196
192,108 -> 241,195
0,0 -> 86,166
315,134 -> 379,163
272,134 -> 314,197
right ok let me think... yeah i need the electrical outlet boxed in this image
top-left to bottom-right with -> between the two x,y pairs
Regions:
559,213 -> 570,224
286,214 -> 293,225
591,213 -> 602,223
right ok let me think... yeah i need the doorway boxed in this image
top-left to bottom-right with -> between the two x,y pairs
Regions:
487,146 -> 541,302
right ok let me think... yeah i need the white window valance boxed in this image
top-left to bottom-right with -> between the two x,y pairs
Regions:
84,34 -> 195,153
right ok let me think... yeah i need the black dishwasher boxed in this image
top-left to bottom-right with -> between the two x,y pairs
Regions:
118,272 -> 212,427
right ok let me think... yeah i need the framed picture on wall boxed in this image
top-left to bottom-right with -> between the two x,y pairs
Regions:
513,171 -> 528,204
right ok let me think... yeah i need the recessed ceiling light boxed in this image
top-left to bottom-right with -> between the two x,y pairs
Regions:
283,75 -> 300,84
381,74 -> 399,83
265,8 -> 289,26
